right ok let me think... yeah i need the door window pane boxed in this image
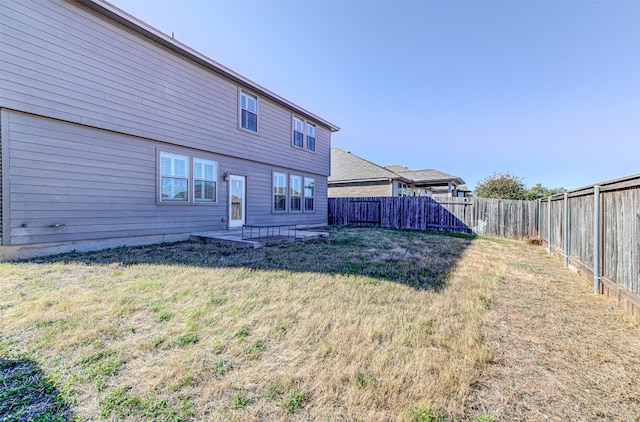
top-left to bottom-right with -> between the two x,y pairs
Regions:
231,178 -> 243,220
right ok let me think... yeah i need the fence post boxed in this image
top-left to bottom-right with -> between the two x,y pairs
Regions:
547,196 -> 552,254
563,192 -> 568,267
593,185 -> 600,295
537,198 -> 541,237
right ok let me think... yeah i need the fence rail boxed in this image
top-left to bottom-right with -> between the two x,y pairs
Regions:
328,175 -> 640,319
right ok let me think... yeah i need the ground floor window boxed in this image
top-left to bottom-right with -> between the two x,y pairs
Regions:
273,172 -> 287,211
304,177 -> 315,211
272,172 -> 316,213
290,175 -> 302,211
194,158 -> 217,202
159,151 -> 217,204
160,152 -> 189,201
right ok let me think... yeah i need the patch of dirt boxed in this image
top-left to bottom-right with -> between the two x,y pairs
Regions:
468,245 -> 640,421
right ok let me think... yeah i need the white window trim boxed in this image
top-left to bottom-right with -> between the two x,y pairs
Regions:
239,89 -> 259,134
291,115 -> 317,153
292,116 -> 304,148
304,177 -> 315,212
290,175 -> 302,212
273,171 -> 287,212
157,149 -> 219,206
193,157 -> 218,202
271,171 -> 317,214
160,151 -> 189,202
306,122 -> 316,152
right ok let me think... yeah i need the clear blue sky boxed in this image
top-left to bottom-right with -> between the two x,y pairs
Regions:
109,0 -> 640,192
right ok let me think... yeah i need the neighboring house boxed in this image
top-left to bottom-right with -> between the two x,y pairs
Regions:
329,148 -> 466,198
0,0 -> 339,260
384,165 -> 467,198
328,148 -> 412,197
454,185 -> 472,198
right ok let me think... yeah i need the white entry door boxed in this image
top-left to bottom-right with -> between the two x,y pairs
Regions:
229,175 -> 246,228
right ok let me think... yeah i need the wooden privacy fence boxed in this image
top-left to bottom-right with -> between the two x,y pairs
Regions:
539,174 -> 640,318
328,196 -> 538,239
328,179 -> 640,319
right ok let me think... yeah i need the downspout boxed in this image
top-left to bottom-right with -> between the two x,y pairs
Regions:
593,185 -> 600,295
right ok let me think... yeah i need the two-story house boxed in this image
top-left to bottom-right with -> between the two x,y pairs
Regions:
0,0 -> 339,260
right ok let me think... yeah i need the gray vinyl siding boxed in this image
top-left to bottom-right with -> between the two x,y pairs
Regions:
0,0 -> 331,177
242,171 -> 327,226
3,111 -> 326,246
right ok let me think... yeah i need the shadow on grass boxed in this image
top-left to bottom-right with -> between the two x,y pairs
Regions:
25,226 -> 476,291
0,357 -> 70,421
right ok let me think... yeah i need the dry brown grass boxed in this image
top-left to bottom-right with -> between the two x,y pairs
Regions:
468,243 -> 640,421
1,226 -> 639,421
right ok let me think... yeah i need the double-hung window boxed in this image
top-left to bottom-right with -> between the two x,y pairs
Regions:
304,177 -> 315,211
292,117 -> 304,147
194,158 -> 217,202
291,117 -> 317,152
306,123 -> 316,151
271,172 -> 314,213
273,172 -> 287,211
159,151 -> 218,204
240,91 -> 258,132
160,152 -> 189,201
290,175 -> 302,211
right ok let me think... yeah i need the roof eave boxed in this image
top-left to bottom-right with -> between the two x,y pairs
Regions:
74,0 -> 340,132
328,176 -> 400,184
412,177 -> 465,186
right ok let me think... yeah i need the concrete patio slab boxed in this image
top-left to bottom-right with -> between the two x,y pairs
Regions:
190,228 -> 329,248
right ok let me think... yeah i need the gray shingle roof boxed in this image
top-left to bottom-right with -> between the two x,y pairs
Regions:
387,167 -> 465,185
384,165 -> 410,173
330,148 -> 464,186
329,148 -> 403,182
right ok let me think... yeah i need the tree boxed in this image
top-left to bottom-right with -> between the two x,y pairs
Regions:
475,172 -> 527,200
523,183 -> 567,200
475,172 -> 567,200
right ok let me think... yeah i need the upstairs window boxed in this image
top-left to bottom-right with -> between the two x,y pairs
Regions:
160,152 -> 189,201
240,91 -> 258,132
306,123 -> 316,151
291,117 -> 317,152
194,158 -> 217,202
273,172 -> 287,211
304,177 -> 315,211
292,117 -> 304,147
290,175 -> 302,211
